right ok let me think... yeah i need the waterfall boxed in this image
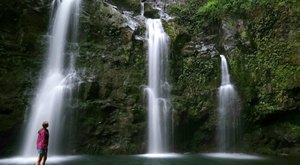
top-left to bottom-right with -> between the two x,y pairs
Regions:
217,55 -> 240,152
141,1 -> 144,17
145,19 -> 171,153
21,0 -> 81,156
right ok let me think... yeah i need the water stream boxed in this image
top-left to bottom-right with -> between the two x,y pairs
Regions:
21,0 -> 81,156
217,55 -> 240,152
145,18 -> 171,154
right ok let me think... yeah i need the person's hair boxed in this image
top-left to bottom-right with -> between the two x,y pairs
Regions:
42,121 -> 49,128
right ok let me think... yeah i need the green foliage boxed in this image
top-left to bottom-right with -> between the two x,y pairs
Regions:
218,0 -> 300,124
172,54 -> 219,152
168,0 -> 209,33
241,112 -> 300,155
168,0 -> 299,152
169,0 -> 298,34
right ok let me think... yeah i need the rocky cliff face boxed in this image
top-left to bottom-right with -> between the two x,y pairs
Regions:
167,0 -> 300,155
75,0 -> 146,154
0,0 -> 299,156
0,0 -> 49,155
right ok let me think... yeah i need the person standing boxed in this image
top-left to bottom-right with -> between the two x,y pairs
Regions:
36,121 -> 49,165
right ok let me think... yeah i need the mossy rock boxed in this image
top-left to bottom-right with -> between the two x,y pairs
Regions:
107,0 -> 140,13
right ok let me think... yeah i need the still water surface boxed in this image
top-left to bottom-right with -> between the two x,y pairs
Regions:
0,153 -> 298,165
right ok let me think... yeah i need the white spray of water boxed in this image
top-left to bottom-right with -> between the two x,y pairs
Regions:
145,19 -> 171,153
21,0 -> 81,156
141,1 -> 145,17
217,55 -> 240,152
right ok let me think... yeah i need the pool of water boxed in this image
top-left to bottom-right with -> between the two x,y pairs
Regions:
0,153 -> 298,165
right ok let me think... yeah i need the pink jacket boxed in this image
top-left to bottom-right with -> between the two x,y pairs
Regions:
36,128 -> 49,150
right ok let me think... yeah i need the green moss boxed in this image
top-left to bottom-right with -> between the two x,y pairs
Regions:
1,0 -> 300,156
168,0 -> 300,154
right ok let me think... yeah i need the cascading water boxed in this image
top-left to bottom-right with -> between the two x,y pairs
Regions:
217,55 -> 240,152
145,19 -> 172,154
141,1 -> 144,17
21,0 -> 81,156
